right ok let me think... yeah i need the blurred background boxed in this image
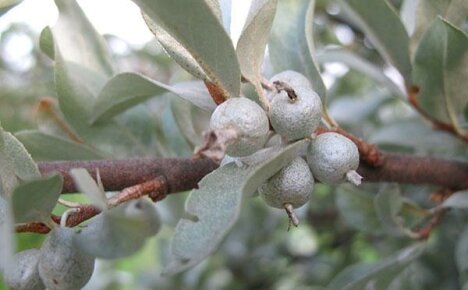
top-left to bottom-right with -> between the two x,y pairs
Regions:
1,0 -> 467,289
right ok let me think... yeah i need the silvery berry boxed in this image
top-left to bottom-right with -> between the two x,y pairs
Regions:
269,86 -> 322,141
259,157 -> 314,209
210,97 -> 269,157
307,132 -> 362,185
3,249 -> 45,290
38,228 -> 95,290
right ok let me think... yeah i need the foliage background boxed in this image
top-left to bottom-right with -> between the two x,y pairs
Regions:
0,0 -> 467,289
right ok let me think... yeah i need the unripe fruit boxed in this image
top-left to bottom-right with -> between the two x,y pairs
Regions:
3,249 -> 45,290
269,86 -> 322,141
259,157 -> 314,209
306,132 -> 362,185
124,199 -> 161,237
38,228 -> 95,290
210,97 -> 269,157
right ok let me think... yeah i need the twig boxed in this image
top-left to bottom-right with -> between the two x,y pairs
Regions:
407,86 -> 468,142
16,176 -> 168,234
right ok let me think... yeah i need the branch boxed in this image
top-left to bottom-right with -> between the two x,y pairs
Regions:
38,158 -> 218,194
38,154 -> 468,195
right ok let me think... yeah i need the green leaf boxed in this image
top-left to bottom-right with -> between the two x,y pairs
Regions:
49,0 -> 145,156
0,0 -> 22,16
11,174 -> 63,224
317,48 -> 405,99
143,14 -> 207,80
456,226 -> 468,285
2,131 -> 40,181
15,130 -> 103,161
73,205 -> 153,259
439,189 -> 468,209
339,0 -> 412,82
52,0 -> 113,78
170,81 -> 217,111
269,0 -> 326,99
165,140 -> 308,274
413,18 -> 468,133
304,0 -> 326,99
329,93 -> 391,125
170,98 -> 205,147
39,26 -> 54,59
134,0 -> 241,98
328,243 -> 426,290
336,185 -> 381,233
374,185 -> 417,237
374,186 -> 404,235
0,197 -> 15,274
91,72 -> 170,124
70,168 -> 107,209
236,0 -> 277,100
0,142 -> 17,198
369,119 -> 465,154
92,73 -> 217,124
410,0 -> 468,53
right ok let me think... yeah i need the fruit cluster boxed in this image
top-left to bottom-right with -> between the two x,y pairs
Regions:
210,71 -> 362,226
3,199 -> 161,290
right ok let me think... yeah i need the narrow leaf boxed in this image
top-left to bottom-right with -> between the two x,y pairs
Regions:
91,72 -> 171,124
165,140 -> 307,274
92,73 -> 216,123
0,0 -> 22,16
2,131 -> 40,181
143,14 -> 207,80
15,130 -> 103,161
410,0 -> 468,53
328,243 -> 426,290
134,0 -> 241,98
304,0 -> 326,98
439,189 -> 468,209
236,0 -> 277,99
317,48 -> 405,99
413,18 -> 468,133
11,174 -> 63,224
456,226 -> 468,285
339,0 -> 412,82
0,197 -> 15,274
70,168 -> 107,209
269,0 -> 326,98
170,98 -> 204,147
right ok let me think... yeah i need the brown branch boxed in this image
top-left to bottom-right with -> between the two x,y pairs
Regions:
38,158 -> 218,194
356,153 -> 468,190
18,152 -> 467,234
37,154 -> 468,195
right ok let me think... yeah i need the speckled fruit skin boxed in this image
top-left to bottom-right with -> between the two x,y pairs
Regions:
210,97 -> 269,157
307,132 -> 359,184
269,86 -> 322,141
270,70 -> 312,89
259,157 -> 314,209
38,228 -> 95,290
3,249 -> 45,290
267,71 -> 312,102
